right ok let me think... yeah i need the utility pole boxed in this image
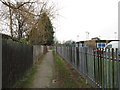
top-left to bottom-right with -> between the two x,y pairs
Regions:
86,31 -> 89,40
99,35 -> 101,39
118,2 -> 120,89
114,32 -> 117,40
118,1 -> 120,58
77,35 -> 79,42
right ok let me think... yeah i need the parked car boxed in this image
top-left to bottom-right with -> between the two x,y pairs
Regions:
93,41 -> 119,53
104,41 -> 120,56
104,41 -> 118,50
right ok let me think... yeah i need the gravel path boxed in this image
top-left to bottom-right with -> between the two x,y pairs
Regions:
30,50 -> 54,88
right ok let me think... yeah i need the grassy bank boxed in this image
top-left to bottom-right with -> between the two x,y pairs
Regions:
53,51 -> 92,88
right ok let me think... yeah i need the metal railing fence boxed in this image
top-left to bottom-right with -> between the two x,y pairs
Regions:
56,45 -> 120,88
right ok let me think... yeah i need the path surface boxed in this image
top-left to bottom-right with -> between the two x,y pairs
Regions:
30,50 -> 54,88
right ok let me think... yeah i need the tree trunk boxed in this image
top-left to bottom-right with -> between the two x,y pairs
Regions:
9,3 -> 13,37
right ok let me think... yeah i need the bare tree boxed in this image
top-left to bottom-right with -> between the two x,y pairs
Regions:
0,0 -> 57,43
9,2 -> 13,37
0,0 -> 36,38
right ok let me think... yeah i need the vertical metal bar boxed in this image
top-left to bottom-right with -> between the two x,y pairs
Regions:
105,48 -> 107,88
112,48 -> 114,88
71,46 -> 72,63
108,48 -> 111,88
79,47 -> 82,73
97,48 -> 99,86
93,49 -> 96,83
116,49 -> 119,88
82,47 -> 84,74
104,48 -> 107,88
79,47 -> 80,72
76,47 -> 79,70
99,48 -> 102,87
74,46 -> 76,66
81,48 -> 83,74
85,48 -> 88,77
117,48 -> 120,89
102,48 -> 104,88
71,47 -> 73,64
109,49 -> 112,88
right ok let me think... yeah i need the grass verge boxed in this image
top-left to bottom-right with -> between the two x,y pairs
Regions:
53,51 -> 92,88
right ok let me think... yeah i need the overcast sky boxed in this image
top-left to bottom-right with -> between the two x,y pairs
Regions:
52,0 -> 120,42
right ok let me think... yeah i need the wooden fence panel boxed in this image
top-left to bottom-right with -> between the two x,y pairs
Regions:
2,39 -> 33,88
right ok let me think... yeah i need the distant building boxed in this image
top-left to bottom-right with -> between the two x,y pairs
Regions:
76,39 -> 119,48
91,37 -> 100,40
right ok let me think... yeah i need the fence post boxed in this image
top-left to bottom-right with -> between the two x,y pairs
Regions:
116,48 -> 118,88
99,48 -> 102,87
93,49 -> 96,83
105,48 -> 110,88
76,47 -> 79,69
85,47 -> 88,77
96,48 -> 99,86
111,48 -> 114,88
101,48 -> 104,88
0,34 -> 2,89
116,48 -> 120,89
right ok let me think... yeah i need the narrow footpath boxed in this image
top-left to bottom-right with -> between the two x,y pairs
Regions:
29,50 -> 55,88
17,50 -> 91,88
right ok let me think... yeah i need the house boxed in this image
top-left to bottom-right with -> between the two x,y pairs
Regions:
76,39 -> 119,48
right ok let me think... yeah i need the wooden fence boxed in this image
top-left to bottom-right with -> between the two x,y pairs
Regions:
2,39 -> 33,88
2,38 -> 48,88
33,45 -> 48,64
56,45 -> 120,88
